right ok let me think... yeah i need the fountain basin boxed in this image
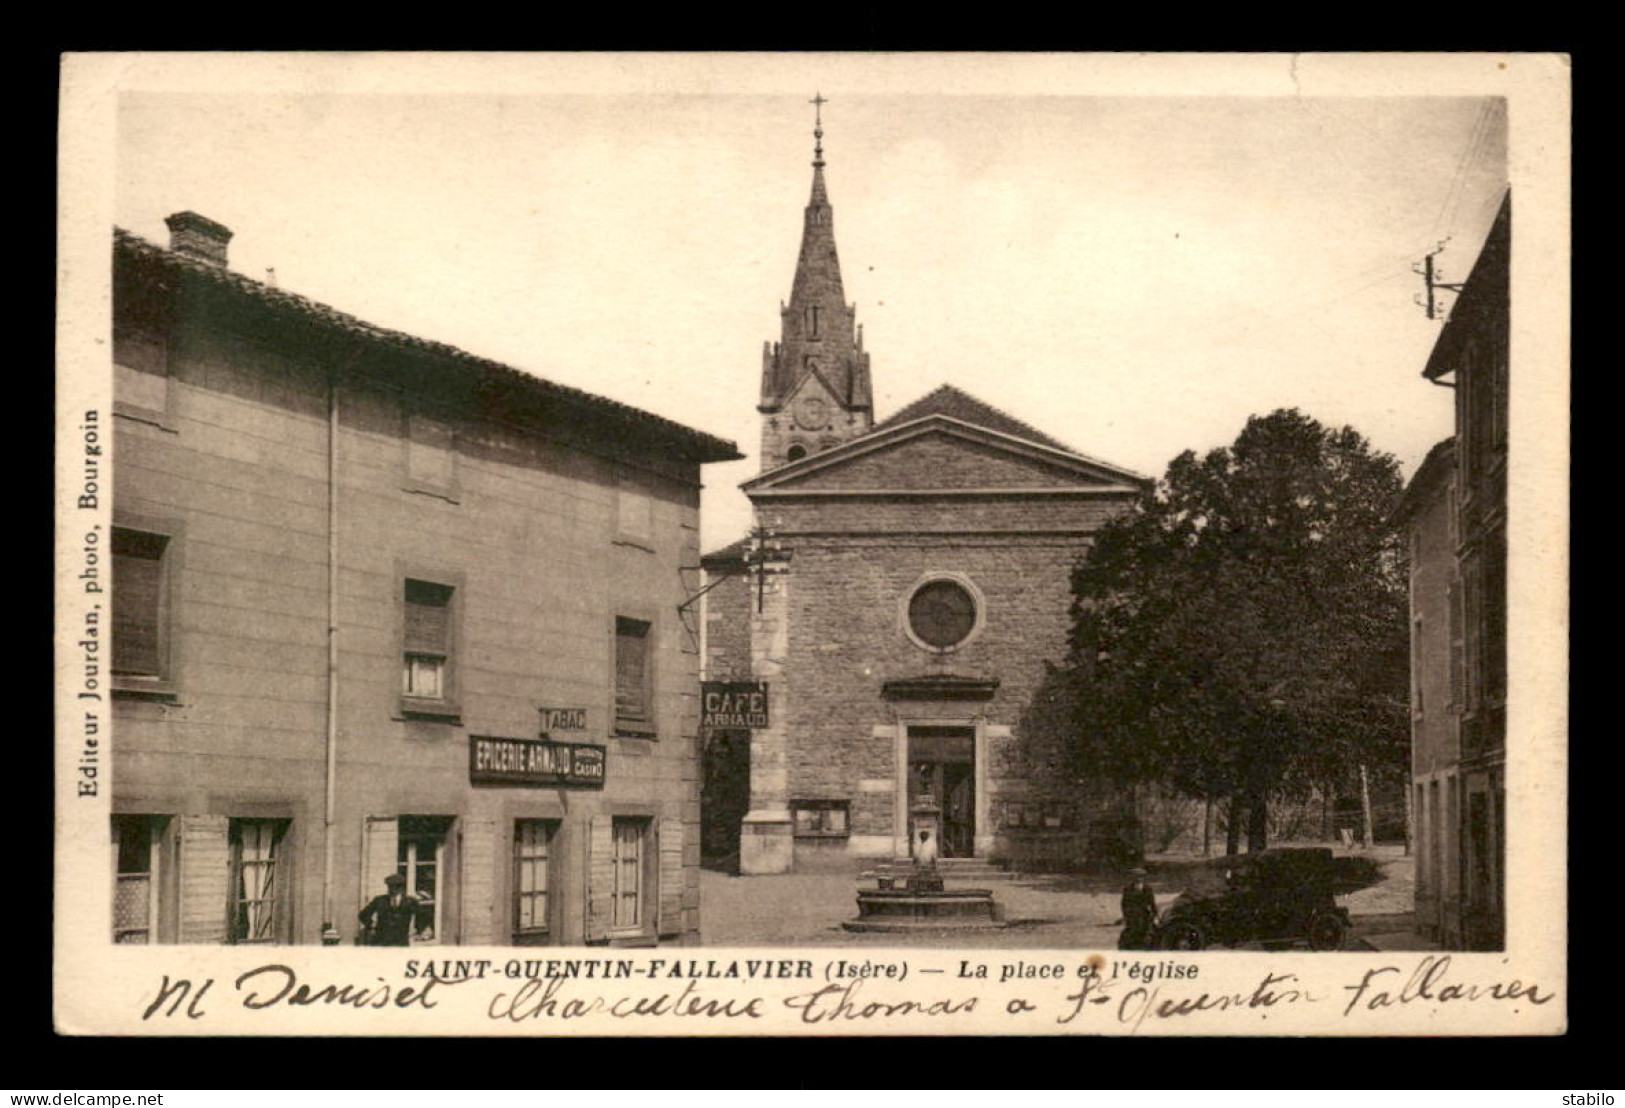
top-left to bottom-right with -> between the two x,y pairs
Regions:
842,886 -> 1008,932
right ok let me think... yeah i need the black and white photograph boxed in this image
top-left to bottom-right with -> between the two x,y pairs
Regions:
54,52 -> 1568,1036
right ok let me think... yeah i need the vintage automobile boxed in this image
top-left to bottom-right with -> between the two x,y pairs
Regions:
1154,847 -> 1351,951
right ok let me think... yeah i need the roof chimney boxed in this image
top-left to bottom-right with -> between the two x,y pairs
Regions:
164,211 -> 233,267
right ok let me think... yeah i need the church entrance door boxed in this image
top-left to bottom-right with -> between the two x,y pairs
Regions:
907,726 -> 976,858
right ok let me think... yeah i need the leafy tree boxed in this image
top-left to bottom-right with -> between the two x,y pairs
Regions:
1069,409 -> 1409,852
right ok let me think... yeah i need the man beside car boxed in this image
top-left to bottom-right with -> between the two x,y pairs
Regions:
1119,867 -> 1158,949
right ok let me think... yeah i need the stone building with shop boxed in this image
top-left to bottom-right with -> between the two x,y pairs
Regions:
109,212 -> 739,946
700,124 -> 1149,875
1398,192 -> 1509,950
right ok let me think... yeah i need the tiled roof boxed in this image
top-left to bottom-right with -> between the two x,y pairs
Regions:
113,228 -> 743,463
1392,436 -> 1456,522
870,384 -> 1075,453
702,536 -> 750,564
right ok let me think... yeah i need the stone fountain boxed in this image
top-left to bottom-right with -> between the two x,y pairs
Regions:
842,792 -> 1006,932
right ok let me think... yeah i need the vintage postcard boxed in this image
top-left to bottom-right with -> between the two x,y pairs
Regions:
54,52 -> 1569,1036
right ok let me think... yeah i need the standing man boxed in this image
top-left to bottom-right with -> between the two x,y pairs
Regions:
1119,867 -> 1158,950
358,872 -> 421,946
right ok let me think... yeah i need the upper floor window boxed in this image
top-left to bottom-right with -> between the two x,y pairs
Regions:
113,326 -> 170,424
404,579 -> 455,702
405,413 -> 459,501
112,527 -> 172,691
614,616 -> 654,736
615,476 -> 653,548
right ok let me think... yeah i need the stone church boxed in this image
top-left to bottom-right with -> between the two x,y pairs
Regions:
701,111 -> 1150,875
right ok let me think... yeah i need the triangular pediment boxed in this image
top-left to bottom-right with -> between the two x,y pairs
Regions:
744,414 -> 1148,495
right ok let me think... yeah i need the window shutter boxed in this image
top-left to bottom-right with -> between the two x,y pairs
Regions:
175,814 -> 229,944
1447,579 -> 1465,709
585,815 -> 613,943
615,618 -> 649,720
113,533 -> 166,677
404,581 -> 452,653
458,818 -> 497,945
360,817 -> 399,908
658,817 -> 685,939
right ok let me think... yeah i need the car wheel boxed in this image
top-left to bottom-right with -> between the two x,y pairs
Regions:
1159,920 -> 1207,951
1307,911 -> 1347,952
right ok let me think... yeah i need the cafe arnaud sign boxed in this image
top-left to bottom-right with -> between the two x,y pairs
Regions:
701,681 -> 769,729
469,712 -> 605,789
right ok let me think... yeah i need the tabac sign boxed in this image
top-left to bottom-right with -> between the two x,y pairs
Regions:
538,707 -> 587,732
469,736 -> 606,788
702,681 -> 770,729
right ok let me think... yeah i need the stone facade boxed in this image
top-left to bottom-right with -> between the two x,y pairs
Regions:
1403,191 -> 1510,951
702,135 -> 1147,874
109,215 -> 738,946
1397,439 -> 1464,946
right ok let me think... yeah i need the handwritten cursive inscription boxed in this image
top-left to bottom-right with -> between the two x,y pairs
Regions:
135,953 -> 1556,1032
1058,969 -> 1312,1032
235,964 -> 460,1010
487,976 -> 765,1021
783,980 -> 978,1024
1342,955 -> 1554,1016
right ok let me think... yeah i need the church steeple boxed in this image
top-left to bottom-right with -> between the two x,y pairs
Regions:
758,94 -> 874,472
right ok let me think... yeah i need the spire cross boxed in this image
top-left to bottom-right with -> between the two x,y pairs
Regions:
810,92 -> 827,166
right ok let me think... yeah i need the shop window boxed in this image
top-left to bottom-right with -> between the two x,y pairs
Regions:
513,819 -> 558,945
614,617 -> 654,736
611,817 -> 650,932
403,579 -> 455,709
112,815 -> 163,944
112,527 -> 172,692
398,816 -> 450,945
228,819 -> 288,945
792,800 -> 850,838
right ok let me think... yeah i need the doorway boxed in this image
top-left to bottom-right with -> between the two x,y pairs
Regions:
701,727 -> 751,869
907,726 -> 976,858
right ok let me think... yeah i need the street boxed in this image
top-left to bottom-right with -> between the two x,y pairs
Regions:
699,844 -> 1436,951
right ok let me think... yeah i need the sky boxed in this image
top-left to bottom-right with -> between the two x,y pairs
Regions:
113,62 -> 1509,551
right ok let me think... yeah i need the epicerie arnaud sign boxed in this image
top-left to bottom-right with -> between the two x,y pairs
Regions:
469,735 -> 606,788
701,681 -> 770,729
